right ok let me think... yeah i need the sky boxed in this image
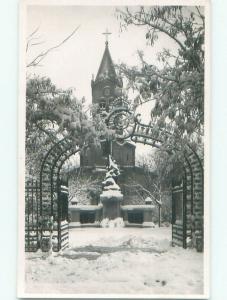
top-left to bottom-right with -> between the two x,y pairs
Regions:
27,5 -> 177,97
26,5 -> 181,158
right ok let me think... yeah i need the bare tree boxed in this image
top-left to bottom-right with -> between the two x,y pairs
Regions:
68,170 -> 101,204
26,26 -> 80,68
135,151 -> 174,224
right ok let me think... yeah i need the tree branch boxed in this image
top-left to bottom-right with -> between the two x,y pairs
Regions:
124,182 -> 162,206
27,26 -> 80,68
120,8 -> 186,51
195,6 -> 205,27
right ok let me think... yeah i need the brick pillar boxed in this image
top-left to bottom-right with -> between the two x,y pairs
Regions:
186,150 -> 203,252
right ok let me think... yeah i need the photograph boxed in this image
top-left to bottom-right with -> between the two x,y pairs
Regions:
18,0 -> 209,298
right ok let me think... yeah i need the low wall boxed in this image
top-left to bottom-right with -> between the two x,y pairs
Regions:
69,205 -> 102,228
69,204 -> 155,228
122,205 -> 155,227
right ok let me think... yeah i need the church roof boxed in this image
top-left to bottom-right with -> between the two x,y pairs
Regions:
95,42 -> 117,82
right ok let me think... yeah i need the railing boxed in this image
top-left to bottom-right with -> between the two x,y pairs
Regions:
25,180 -> 40,252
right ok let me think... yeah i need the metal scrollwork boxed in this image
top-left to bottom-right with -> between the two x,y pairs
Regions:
106,107 -> 136,140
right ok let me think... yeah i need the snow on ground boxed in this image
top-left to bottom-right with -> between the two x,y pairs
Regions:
25,227 -> 203,296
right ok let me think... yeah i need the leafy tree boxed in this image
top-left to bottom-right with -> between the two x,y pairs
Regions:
26,76 -> 110,178
116,6 -> 204,153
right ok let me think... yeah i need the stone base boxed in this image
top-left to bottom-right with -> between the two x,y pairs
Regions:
100,217 -> 125,228
69,221 -> 101,229
142,222 -> 156,228
69,222 -> 81,228
100,190 -> 123,202
100,190 -> 123,220
102,200 -> 122,220
124,221 -> 143,228
68,205 -> 102,225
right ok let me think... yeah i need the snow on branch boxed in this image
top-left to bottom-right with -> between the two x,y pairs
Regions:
123,183 -> 162,207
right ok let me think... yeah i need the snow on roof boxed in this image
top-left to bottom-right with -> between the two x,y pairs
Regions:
145,197 -> 152,202
121,205 -> 155,211
100,189 -> 123,198
69,205 -> 102,211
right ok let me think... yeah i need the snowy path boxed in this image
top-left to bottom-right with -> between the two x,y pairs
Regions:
25,227 -> 203,296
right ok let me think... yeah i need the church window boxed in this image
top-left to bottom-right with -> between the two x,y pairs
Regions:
100,102 -> 106,109
103,86 -> 111,97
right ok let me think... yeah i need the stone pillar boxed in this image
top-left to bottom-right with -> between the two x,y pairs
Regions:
68,206 -> 81,228
142,207 -> 155,227
143,210 -> 152,222
95,206 -> 102,222
70,210 -> 80,222
100,191 -> 123,220
123,210 -> 128,222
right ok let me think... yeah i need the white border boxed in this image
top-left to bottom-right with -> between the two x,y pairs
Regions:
17,0 -> 210,298
203,2 -> 210,298
18,0 -> 27,296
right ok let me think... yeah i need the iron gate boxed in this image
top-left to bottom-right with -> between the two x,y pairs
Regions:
25,180 -> 40,252
25,179 -> 69,252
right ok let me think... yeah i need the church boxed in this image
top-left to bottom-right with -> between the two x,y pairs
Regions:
68,36 -> 158,228
80,37 -> 136,170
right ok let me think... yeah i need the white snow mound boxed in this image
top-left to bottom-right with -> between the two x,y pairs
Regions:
100,218 -> 125,228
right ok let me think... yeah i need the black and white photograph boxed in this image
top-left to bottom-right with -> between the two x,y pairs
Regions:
18,0 -> 209,298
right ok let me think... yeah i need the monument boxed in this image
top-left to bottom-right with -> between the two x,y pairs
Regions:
68,32 -> 157,228
100,155 -> 123,221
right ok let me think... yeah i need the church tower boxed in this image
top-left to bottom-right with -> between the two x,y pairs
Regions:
81,32 -> 135,169
91,37 -> 123,113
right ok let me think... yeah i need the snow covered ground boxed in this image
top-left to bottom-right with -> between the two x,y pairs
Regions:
25,227 -> 204,296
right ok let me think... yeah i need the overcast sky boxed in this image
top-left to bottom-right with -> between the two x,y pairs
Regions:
26,5 -> 178,97
26,5 -> 193,159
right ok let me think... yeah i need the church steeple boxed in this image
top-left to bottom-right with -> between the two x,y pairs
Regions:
81,33 -> 135,169
91,32 -> 122,112
95,42 -> 117,82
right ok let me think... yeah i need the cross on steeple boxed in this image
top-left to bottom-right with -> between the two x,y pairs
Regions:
102,28 -> 112,45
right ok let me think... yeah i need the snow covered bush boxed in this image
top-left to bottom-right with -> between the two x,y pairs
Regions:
100,218 -> 125,228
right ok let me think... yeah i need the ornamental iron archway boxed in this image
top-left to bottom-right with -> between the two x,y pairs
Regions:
106,106 -> 204,251
25,104 -> 203,252
39,137 -> 80,251
25,136 -> 81,252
